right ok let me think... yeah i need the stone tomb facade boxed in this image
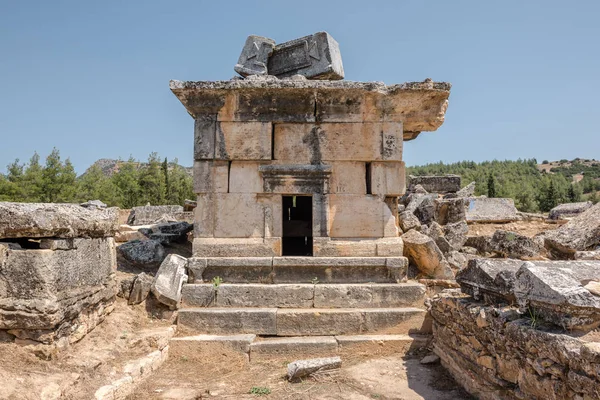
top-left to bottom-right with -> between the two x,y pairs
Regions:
170,79 -> 450,258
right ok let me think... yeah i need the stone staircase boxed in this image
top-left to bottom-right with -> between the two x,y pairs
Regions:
172,257 -> 431,361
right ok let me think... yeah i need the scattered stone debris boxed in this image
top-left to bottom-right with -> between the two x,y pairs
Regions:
455,181 -> 475,198
151,254 -> 188,309
402,229 -> 454,278
139,221 -> 193,244
80,199 -> 107,209
549,201 -> 593,220
287,356 -> 342,381
543,202 -> 600,256
576,250 -> 600,260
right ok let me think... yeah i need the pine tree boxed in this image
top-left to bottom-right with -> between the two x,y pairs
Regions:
40,148 -> 76,203
138,152 -> 166,205
112,157 -> 140,208
22,152 -> 43,202
166,159 -> 194,205
487,173 -> 497,198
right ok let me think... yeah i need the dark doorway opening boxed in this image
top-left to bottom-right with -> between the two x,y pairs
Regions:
282,195 -> 313,256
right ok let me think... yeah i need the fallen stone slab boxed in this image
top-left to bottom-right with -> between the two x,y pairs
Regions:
488,230 -> 544,260
118,239 -> 166,268
128,273 -> 153,305
455,181 -> 476,198
465,198 -> 520,223
402,229 -> 453,278
544,202 -> 600,255
151,254 -> 188,309
549,201 -> 593,220
0,202 -> 118,239
127,205 -> 184,226
443,221 -> 469,251
287,357 -> 342,381
139,221 -> 193,244
399,211 -> 421,233
456,258 -> 524,303
408,175 -> 461,194
80,199 -> 107,209
435,198 -> 467,225
514,262 -> 600,330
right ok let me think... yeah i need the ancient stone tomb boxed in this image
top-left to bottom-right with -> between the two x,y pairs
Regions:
170,78 -> 450,258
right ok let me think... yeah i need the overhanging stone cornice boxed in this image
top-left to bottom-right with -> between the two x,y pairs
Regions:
170,79 -> 450,136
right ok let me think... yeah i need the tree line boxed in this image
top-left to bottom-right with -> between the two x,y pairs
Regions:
0,149 -> 194,208
408,159 -> 600,213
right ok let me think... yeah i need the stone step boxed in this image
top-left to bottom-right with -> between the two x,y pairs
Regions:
169,334 -> 429,362
181,282 -> 425,308
177,307 -> 429,336
190,256 -> 408,284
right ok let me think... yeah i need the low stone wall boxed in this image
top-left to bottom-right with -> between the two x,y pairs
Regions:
0,202 -> 118,347
431,291 -> 600,400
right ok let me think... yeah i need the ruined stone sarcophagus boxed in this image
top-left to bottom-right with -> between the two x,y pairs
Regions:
0,202 -> 118,346
170,78 -> 450,259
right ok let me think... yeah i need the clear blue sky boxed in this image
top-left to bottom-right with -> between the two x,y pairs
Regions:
1,1 -> 599,173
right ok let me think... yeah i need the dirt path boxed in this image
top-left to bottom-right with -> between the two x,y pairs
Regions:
131,349 -> 473,400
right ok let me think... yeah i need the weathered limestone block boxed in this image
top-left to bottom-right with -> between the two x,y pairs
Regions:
370,162 -> 406,196
118,239 -> 166,268
465,198 -> 520,223
228,161 -> 265,193
128,273 -> 153,305
268,32 -> 344,80
401,229 -> 453,278
548,201 -> 593,220
456,258 -> 523,303
398,211 -> 421,233
193,161 -> 229,193
127,205 -> 184,226
193,237 -> 281,257
287,357 -> 342,382
488,230 -> 544,260
178,308 -> 277,335
413,196 -> 436,225
151,254 -> 188,309
455,181 -> 476,198
170,79 -> 451,133
194,194 -> 214,238
139,221 -> 193,244
575,251 -> 600,260
214,193 -> 267,238
217,284 -> 314,308
544,202 -> 600,255
408,175 -> 461,194
215,122 -> 272,160
0,202 -> 118,239
443,221 -> 468,250
234,35 -> 275,77
194,119 -> 216,160
259,164 -> 332,194
328,162 -> 366,194
514,262 -> 600,330
328,194 -> 399,238
0,238 -> 117,343
274,122 -> 402,162
434,198 -> 467,225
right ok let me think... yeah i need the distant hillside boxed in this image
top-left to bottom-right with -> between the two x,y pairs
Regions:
83,158 -> 193,178
408,158 -> 600,213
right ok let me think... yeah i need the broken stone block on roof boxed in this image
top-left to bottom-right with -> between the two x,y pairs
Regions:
456,258 -> 523,303
234,35 -> 275,77
126,205 -> 184,226
488,230 -> 544,260
402,229 -> 454,279
465,198 -> 520,223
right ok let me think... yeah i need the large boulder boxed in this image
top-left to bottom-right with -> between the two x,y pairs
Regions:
434,198 -> 466,225
488,230 -> 544,260
413,196 -> 436,225
465,198 -> 520,223
402,229 -> 453,278
443,221 -> 469,251
118,239 -> 166,268
544,202 -> 600,256
398,211 -> 421,233
549,201 -> 593,220
0,202 -> 118,239
151,254 -> 188,309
